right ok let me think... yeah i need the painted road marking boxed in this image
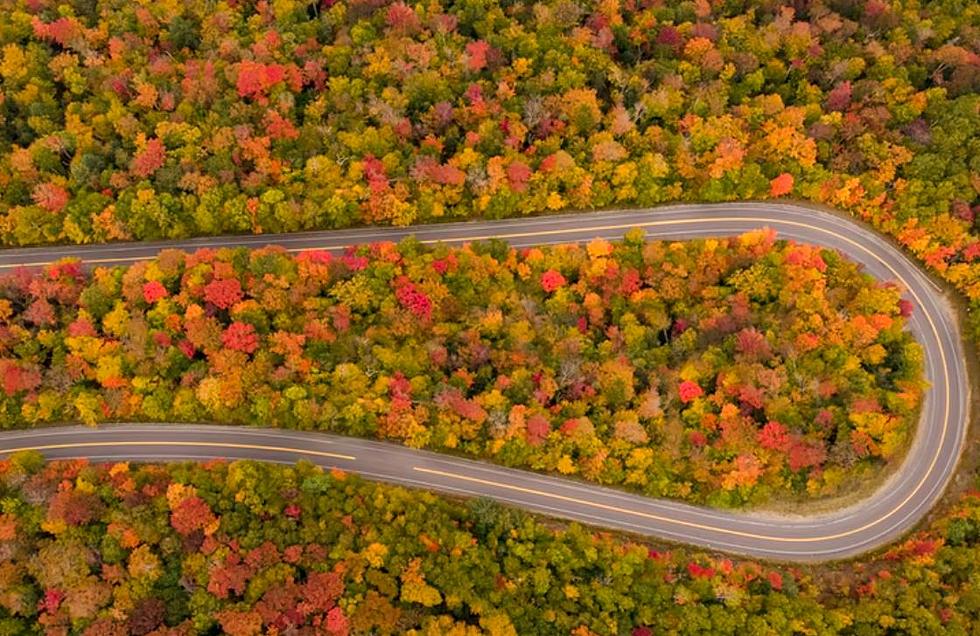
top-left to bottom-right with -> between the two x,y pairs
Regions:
0,441 -> 356,462
0,213 -> 959,553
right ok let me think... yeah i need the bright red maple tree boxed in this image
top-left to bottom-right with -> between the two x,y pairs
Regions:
678,380 -> 704,404
222,322 -> 259,354
203,278 -> 244,310
541,269 -> 566,292
142,280 -> 168,304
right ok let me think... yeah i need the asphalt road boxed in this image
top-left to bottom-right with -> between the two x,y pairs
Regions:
0,203 -> 969,561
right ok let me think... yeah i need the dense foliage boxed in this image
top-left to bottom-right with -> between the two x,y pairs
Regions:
1,0 -> 978,333
0,235 -> 923,506
0,1 -> 972,627
2,454 -> 980,635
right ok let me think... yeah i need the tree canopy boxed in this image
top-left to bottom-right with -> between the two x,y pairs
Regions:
0,234 -> 924,507
2,454 -> 980,635
0,0 -> 977,339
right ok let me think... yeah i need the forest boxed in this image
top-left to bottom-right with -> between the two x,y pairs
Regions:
0,0 -> 977,337
2,453 -> 980,635
0,0 -> 978,631
0,234 -> 925,507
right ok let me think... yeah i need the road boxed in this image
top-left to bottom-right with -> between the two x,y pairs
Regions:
0,203 -> 969,561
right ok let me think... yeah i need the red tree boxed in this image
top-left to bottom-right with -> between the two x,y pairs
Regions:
541,270 -> 566,292
170,495 -> 217,535
678,380 -> 703,404
394,277 -> 432,319
826,81 -> 852,111
506,162 -> 532,192
465,40 -> 491,71
769,173 -> 794,197
222,322 -> 259,354
32,183 -> 71,213
203,278 -> 244,309
132,138 -> 166,177
142,281 -> 168,303
526,414 -> 550,446
757,421 -> 791,452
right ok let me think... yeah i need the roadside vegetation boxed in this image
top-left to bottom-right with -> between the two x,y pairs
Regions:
2,454 -> 980,635
1,0 -> 977,339
0,0 -> 978,631
0,234 -> 924,507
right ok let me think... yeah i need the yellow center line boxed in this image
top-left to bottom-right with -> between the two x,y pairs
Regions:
302,217 -> 947,542
6,218 -> 734,267
411,461 -> 853,544
402,221 -> 950,545
0,441 -> 356,462
0,215 -> 957,549
414,466 -> 779,539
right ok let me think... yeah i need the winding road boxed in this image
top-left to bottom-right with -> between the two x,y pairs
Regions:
0,203 -> 970,561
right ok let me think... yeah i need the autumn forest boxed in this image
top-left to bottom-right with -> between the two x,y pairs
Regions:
0,0 -> 979,634
0,233 -> 925,507
4,454 -> 980,635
